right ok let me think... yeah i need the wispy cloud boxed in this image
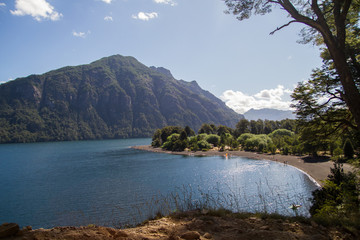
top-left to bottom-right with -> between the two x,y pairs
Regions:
0,3 -> 6,7
104,16 -> 113,21
220,85 -> 293,114
154,0 -> 177,6
10,0 -> 62,21
72,31 -> 90,38
132,12 -> 158,21
101,0 -> 112,4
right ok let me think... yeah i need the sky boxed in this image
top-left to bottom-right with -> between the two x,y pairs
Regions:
0,0 -> 323,114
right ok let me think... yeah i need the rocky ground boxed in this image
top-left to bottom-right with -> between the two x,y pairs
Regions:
2,210 -> 358,240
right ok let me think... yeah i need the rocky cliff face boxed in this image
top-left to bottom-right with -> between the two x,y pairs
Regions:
0,55 -> 242,143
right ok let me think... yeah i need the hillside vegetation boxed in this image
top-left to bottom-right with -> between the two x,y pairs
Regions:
0,55 -> 241,143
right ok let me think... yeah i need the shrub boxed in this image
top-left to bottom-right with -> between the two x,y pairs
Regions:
310,163 -> 360,226
162,133 -> 188,151
206,134 -> 220,147
243,134 -> 273,152
197,140 -> 211,151
269,129 -> 294,138
237,133 -> 255,146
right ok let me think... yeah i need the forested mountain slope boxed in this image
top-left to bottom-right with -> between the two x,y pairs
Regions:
0,55 -> 242,143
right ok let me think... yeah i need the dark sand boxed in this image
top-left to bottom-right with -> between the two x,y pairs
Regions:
132,145 -> 354,186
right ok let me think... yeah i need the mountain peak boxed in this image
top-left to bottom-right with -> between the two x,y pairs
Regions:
244,108 -> 295,121
0,54 -> 241,143
149,66 -> 174,78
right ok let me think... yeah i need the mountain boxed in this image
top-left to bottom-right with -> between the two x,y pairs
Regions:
243,108 -> 295,121
0,55 -> 242,143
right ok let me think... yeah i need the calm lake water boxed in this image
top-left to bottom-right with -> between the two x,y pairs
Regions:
0,138 -> 318,228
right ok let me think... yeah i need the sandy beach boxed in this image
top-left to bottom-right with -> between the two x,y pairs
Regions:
132,145 -> 354,187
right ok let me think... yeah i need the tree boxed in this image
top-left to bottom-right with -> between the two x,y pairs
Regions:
234,119 -> 250,137
224,0 -> 360,130
310,163 -> 359,222
184,126 -> 195,137
198,123 -> 216,134
343,138 -> 355,159
206,134 -> 221,147
217,124 -> 232,136
291,62 -> 360,152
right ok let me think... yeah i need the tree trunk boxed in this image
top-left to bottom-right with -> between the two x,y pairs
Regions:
325,40 -> 360,130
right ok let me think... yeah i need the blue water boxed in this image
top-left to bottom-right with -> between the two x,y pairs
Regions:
0,138 -> 318,228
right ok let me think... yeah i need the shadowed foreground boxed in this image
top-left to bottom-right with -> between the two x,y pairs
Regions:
3,210 -> 357,240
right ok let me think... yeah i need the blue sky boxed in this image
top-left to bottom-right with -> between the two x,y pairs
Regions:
0,0 -> 322,113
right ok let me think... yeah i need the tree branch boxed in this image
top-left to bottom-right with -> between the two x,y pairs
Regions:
270,20 -> 297,35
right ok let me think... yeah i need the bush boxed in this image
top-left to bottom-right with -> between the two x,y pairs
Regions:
197,140 -> 211,151
243,134 -> 273,152
206,134 -> 220,147
162,133 -> 188,151
269,129 -> 294,138
237,133 -> 255,146
332,147 -> 343,159
310,163 -> 360,227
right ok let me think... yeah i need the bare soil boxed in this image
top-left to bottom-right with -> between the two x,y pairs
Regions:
5,211 -> 357,240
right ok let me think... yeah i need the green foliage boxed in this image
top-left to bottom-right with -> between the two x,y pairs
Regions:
235,119 -> 297,137
162,133 -> 188,152
184,126 -> 195,137
237,133 -> 255,146
152,126 -> 183,147
205,134 -> 220,147
217,125 -> 232,136
152,129 -> 162,147
243,134 -> 273,152
198,123 -> 216,134
269,129 -> 294,138
197,139 -> 211,151
0,55 -> 241,143
333,147 -> 343,159
343,139 -> 355,160
225,0 -> 360,131
310,163 -> 360,228
234,119 -> 250,137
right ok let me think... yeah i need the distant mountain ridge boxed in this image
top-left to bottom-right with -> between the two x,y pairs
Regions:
244,108 -> 295,121
0,55 -> 242,143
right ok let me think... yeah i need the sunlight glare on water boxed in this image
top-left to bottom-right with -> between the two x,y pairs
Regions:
0,139 -> 318,228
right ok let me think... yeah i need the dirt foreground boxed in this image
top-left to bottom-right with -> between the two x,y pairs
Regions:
4,210 -> 357,240
132,145 -> 355,186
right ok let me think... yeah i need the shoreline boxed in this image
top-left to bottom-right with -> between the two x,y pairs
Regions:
132,145 -> 354,187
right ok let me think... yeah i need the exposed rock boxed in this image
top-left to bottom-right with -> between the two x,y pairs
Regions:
0,223 -> 20,238
0,54 -> 242,143
203,232 -> 212,239
259,225 -> 270,231
180,231 -> 201,240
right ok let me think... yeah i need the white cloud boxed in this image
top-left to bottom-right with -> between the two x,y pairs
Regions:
101,0 -> 112,4
104,16 -> 113,21
0,3 -> 6,7
153,0 -> 177,6
132,12 -> 158,21
10,0 -> 62,21
72,31 -> 90,38
220,85 -> 293,114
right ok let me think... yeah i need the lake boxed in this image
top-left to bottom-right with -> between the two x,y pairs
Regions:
0,138 -> 318,229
